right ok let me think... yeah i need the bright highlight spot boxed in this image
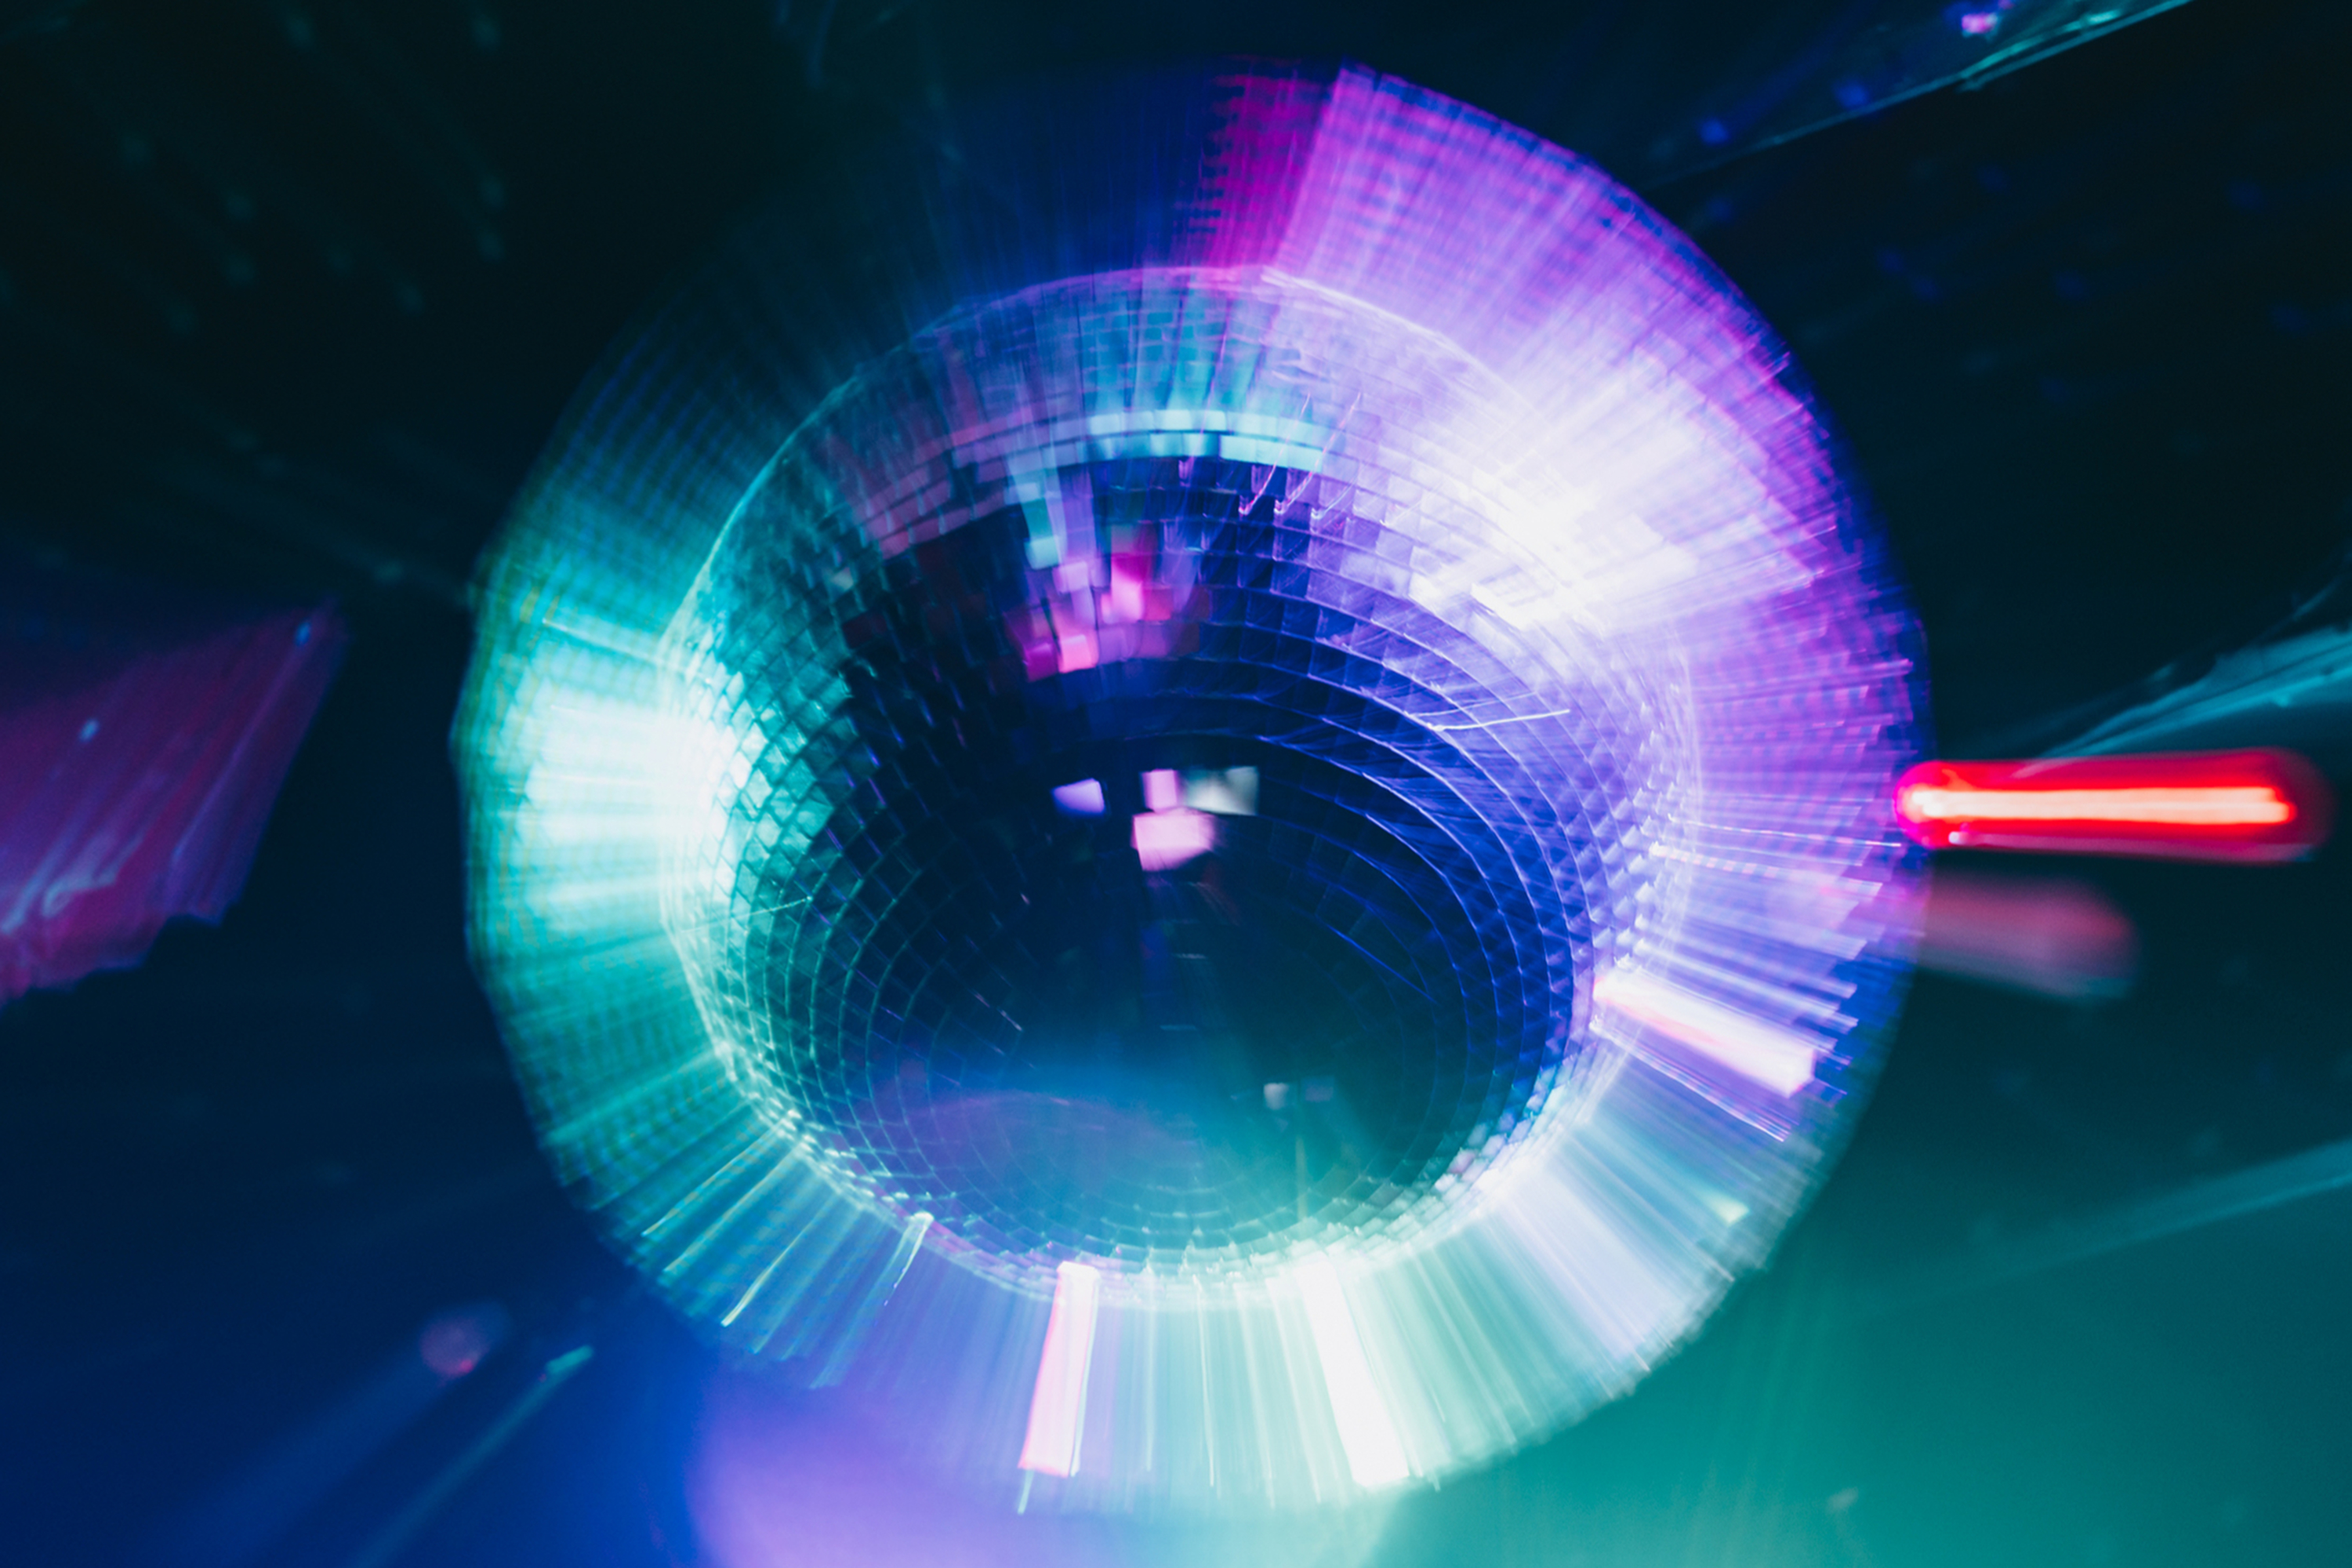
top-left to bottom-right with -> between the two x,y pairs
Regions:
1593,968 -> 1821,1097
1704,1193 -> 1751,1227
1294,1256 -> 1410,1490
1018,1261 -> 1102,1479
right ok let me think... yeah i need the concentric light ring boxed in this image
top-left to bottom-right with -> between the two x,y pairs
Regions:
457,64 -> 1926,1510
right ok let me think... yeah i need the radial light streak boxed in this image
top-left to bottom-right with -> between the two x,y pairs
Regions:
814,1210 -> 933,1387
1294,1257 -> 1411,1490
1895,750 -> 2332,860
455,62 -> 1926,1510
1018,1262 -> 1103,1479
1592,969 -> 1824,1097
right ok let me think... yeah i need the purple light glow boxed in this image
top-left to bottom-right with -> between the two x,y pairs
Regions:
1051,779 -> 1105,816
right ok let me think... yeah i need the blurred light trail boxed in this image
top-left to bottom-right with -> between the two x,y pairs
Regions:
690,1370 -> 1403,1568
1627,0 -> 2199,183
1856,1134 -> 2352,1319
1017,1262 -> 1102,1479
1916,867 -> 2139,1000
145,1304 -> 510,1568
1592,968 -> 1823,1097
341,1345 -> 594,1568
2025,561 -> 2352,779
1895,750 -> 2333,861
1295,1257 -> 1410,1490
813,1210 -> 932,1387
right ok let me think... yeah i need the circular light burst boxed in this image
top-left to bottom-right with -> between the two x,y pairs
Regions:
457,64 -> 1926,1510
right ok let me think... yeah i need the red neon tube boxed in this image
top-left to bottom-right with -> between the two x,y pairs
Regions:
1894,749 -> 2335,862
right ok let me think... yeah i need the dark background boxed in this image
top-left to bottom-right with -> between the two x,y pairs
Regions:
4,2 -> 2351,1564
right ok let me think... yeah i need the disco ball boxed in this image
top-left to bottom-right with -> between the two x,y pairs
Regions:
456,63 -> 1926,1511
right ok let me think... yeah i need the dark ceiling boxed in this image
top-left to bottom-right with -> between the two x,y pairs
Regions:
4,3 -> 2351,1566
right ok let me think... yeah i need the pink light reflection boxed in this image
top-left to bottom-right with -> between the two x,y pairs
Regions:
1133,808 -> 1217,869
1592,968 -> 1820,1097
1018,1261 -> 1102,1478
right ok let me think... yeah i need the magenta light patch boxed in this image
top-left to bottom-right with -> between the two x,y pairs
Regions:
2,568 -> 345,1004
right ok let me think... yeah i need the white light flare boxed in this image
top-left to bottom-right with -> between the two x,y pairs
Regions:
1294,1255 -> 1410,1490
1017,1261 -> 1103,1479
1593,967 -> 1821,1098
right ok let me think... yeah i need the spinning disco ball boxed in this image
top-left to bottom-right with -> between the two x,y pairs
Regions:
456,64 -> 1926,1510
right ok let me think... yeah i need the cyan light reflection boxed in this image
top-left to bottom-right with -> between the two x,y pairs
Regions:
456,63 -> 1926,1511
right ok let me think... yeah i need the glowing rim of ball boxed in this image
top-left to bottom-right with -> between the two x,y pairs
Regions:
456,63 -> 1927,1507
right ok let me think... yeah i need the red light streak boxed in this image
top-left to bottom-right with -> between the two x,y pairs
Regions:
1893,749 -> 2334,862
